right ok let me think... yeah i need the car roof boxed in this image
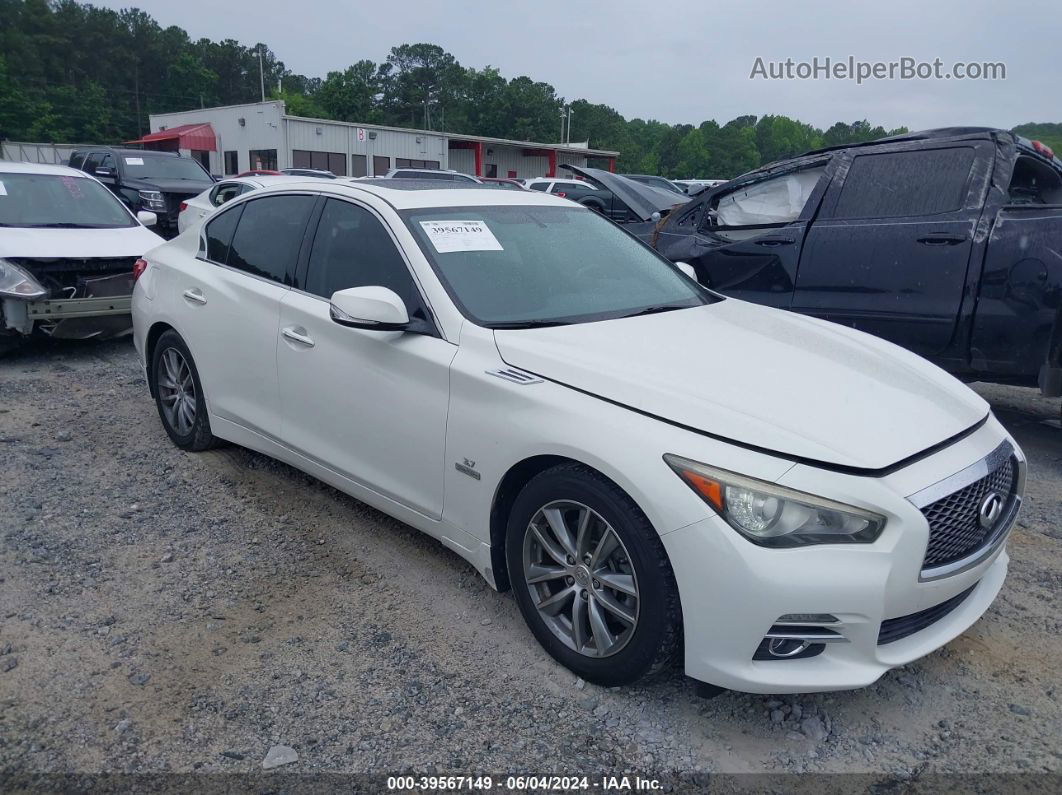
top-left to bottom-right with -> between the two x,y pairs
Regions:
252,178 -> 573,210
0,161 -> 95,178
71,146 -> 181,157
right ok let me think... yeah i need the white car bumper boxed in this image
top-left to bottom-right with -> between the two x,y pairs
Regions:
663,417 -> 1022,693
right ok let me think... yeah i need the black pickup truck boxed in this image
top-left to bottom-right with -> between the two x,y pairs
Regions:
568,128 -> 1062,418
68,147 -> 214,238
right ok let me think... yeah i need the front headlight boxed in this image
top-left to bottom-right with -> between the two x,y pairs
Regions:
0,258 -> 47,300
138,190 -> 166,209
664,454 -> 886,548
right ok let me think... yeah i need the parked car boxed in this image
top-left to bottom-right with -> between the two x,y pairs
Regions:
524,175 -> 676,223
383,168 -> 480,183
622,174 -> 687,195
281,168 -> 337,179
132,179 -> 1024,694
479,177 -> 528,190
0,162 -> 162,351
673,178 -> 728,195
551,167 -> 690,226
617,128 -> 1062,419
67,147 -> 214,239
177,175 -> 307,234
237,170 -> 282,177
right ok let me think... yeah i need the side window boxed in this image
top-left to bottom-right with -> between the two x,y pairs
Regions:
709,166 -> 826,232
83,153 -> 103,174
97,154 -> 115,173
68,152 -> 85,169
203,204 -> 244,264
528,182 -> 548,192
227,195 -> 316,285
1006,155 -> 1062,205
304,199 -> 427,320
210,183 -> 244,207
832,148 -> 975,219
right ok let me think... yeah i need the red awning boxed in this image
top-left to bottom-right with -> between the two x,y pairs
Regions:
125,123 -> 217,151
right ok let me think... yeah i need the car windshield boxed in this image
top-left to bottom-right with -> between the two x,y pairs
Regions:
121,154 -> 210,181
402,205 -> 714,327
0,172 -> 135,228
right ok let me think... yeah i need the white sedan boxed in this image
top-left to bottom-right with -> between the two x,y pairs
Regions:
176,175 -> 306,234
1,161 -> 162,348
132,180 -> 1024,693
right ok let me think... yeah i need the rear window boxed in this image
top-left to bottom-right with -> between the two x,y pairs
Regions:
832,148 -> 975,219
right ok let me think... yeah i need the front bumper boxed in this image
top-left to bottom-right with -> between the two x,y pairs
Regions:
663,417 -> 1021,693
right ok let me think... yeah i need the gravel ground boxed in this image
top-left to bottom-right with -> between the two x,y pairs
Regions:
1,337 -> 1060,781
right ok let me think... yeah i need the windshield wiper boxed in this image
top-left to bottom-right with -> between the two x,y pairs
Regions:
21,222 -> 102,228
619,305 -> 686,319
484,319 -> 573,329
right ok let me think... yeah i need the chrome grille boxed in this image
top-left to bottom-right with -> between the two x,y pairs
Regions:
921,457 -> 1016,568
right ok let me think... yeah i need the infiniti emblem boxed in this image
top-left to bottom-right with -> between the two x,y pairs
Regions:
978,491 -> 1005,529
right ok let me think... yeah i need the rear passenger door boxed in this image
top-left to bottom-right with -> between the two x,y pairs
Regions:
792,143 -> 990,356
276,197 -> 455,519
179,193 -> 318,437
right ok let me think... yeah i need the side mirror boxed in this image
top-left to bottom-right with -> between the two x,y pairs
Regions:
95,167 -> 114,178
136,210 -> 158,227
675,261 -> 698,281
330,286 -> 409,331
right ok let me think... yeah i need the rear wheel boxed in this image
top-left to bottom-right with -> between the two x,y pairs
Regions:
152,330 -> 217,451
506,463 -> 681,686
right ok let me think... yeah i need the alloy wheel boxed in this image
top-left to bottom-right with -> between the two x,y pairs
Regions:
157,347 -> 197,436
522,500 -> 639,658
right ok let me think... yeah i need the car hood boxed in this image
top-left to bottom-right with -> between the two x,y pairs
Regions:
493,299 -> 989,471
560,165 -> 688,221
0,225 -> 163,259
123,176 -> 214,194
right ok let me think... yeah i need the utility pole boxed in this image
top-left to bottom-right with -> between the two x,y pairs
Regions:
566,106 -> 573,145
256,47 -> 266,102
560,108 -> 565,142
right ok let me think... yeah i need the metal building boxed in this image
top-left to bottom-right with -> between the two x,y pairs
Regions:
137,101 -> 619,179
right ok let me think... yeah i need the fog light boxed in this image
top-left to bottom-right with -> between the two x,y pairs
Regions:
768,638 -> 810,657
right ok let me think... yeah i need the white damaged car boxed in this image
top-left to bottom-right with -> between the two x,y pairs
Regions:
1,162 -> 162,350
132,179 -> 1025,693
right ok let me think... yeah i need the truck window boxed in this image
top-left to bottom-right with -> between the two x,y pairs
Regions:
833,148 -> 975,219
703,165 -> 826,241
1007,155 -> 1062,205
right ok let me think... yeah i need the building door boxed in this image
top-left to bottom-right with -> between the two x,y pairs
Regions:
373,155 -> 390,176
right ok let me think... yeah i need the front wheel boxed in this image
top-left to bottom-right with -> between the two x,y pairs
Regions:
506,463 -> 681,686
151,329 -> 217,451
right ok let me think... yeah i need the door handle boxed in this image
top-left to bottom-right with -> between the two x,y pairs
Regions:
917,233 -> 968,246
182,288 -> 207,305
281,326 -> 315,348
754,237 -> 796,247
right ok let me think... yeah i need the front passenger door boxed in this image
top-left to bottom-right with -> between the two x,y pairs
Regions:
277,198 -> 456,519
657,162 -> 830,308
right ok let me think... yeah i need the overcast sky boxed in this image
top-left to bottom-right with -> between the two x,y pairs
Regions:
97,0 -> 1057,133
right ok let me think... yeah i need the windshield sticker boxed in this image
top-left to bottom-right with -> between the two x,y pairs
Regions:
61,176 -> 85,199
419,220 -> 503,253
0,181 -> 6,196
125,157 -> 144,165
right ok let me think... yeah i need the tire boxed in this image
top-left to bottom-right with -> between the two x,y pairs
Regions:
151,329 -> 217,451
505,463 -> 681,687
